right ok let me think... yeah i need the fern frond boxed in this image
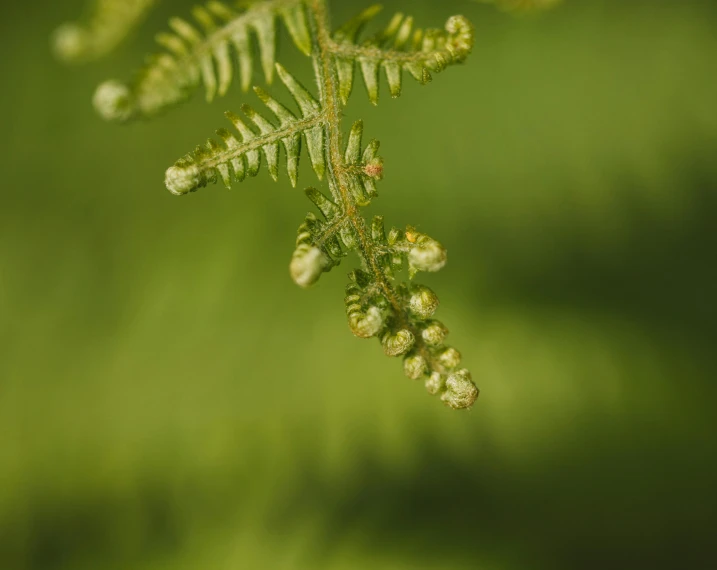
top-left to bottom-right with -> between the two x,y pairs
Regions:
288,202 -> 478,409
52,0 -> 157,64
329,6 -> 475,105
165,65 -> 327,195
93,0 -> 312,122
78,0 -> 480,410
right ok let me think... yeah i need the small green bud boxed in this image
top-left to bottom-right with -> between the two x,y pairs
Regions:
93,80 -> 135,123
165,164 -> 203,196
421,320 -> 448,346
348,306 -> 384,338
289,245 -> 330,288
425,371 -> 446,395
382,329 -> 415,357
408,237 -> 447,274
441,369 -> 479,410
438,347 -> 462,370
403,353 -> 428,380
408,285 -> 439,320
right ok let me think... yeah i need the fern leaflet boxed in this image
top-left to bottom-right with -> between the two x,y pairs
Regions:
93,0 -> 312,122
329,5 -> 475,105
165,64 -> 329,195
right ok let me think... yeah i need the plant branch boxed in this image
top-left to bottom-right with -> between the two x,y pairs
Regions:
308,0 -> 406,315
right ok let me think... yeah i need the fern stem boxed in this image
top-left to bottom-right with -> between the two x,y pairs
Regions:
308,0 -> 406,317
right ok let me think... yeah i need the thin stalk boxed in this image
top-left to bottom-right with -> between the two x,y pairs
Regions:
307,0 -> 405,316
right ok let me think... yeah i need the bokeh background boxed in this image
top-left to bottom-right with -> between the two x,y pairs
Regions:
2,0 -> 716,568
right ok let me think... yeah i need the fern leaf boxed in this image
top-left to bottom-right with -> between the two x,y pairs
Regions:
330,6 -> 475,105
165,65 -> 326,195
52,0 -> 157,64
93,0 -> 312,122
79,0 -> 479,410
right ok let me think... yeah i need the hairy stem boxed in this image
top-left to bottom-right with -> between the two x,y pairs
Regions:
308,0 -> 407,317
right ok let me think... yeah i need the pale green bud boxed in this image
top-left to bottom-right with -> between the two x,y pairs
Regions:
421,321 -> 448,346
408,285 -> 439,320
382,329 -> 415,357
438,347 -> 462,370
93,80 -> 135,123
408,237 -> 447,274
425,371 -> 446,395
165,164 -> 203,196
348,306 -> 384,339
403,353 -> 428,380
289,245 -> 330,288
441,369 -> 479,410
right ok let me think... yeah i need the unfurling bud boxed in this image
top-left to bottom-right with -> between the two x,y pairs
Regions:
408,285 -> 439,320
408,236 -> 447,274
437,347 -> 462,370
441,369 -> 479,410
382,329 -> 415,357
348,306 -> 384,338
290,245 -> 330,288
93,80 -> 135,123
403,353 -> 428,380
165,164 -> 203,196
425,371 -> 446,395
421,320 -> 448,346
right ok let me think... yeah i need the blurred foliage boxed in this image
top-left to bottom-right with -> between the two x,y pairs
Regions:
1,0 -> 716,568
477,0 -> 563,13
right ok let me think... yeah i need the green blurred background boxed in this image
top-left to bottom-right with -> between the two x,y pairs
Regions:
2,0 -> 716,568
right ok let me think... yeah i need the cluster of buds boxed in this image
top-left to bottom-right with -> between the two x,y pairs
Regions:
342,268 -> 478,410
288,174 -> 477,410
402,311 -> 478,410
404,322 -> 478,410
